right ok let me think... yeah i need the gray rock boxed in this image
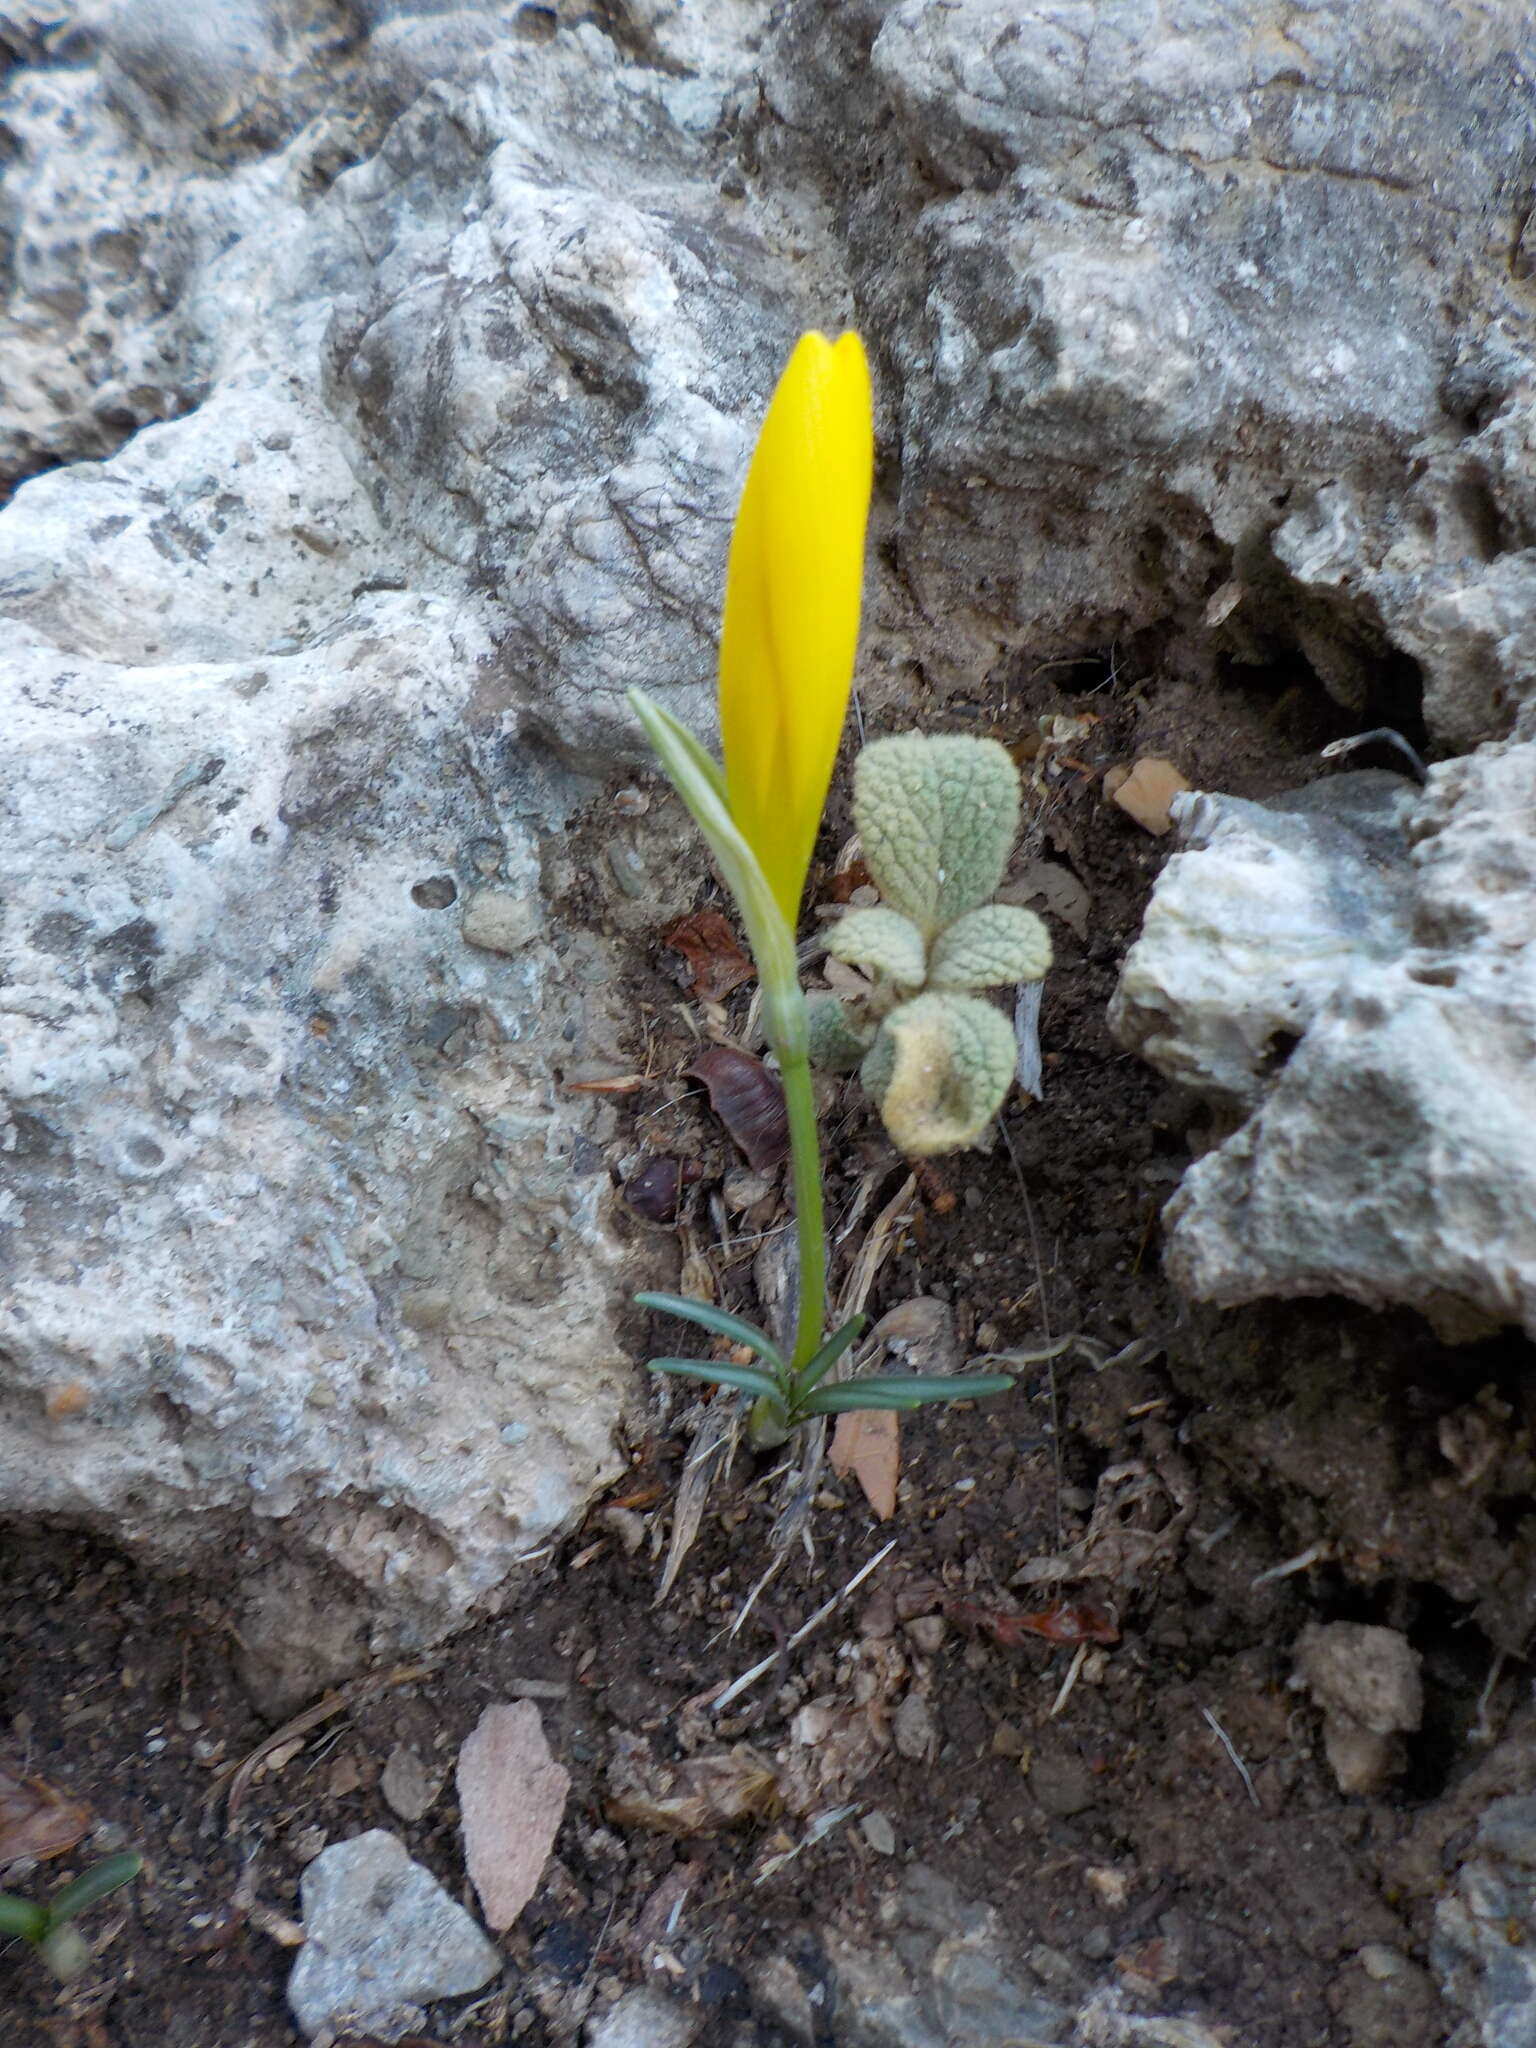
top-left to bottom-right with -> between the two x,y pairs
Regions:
1294,1624 -> 1423,1797
0,0 -> 802,1689
1,600 -> 636,1708
811,1865 -> 1072,2048
1121,742 -> 1536,1340
287,1829 -> 501,2043
586,1986 -> 701,2048
1433,1796 -> 1536,2048
777,0 -> 1536,754
1110,773 -> 1419,1108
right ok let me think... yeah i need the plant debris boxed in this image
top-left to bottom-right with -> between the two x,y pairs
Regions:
830,1407 -> 900,1521
687,1046 -> 789,1170
663,910 -> 756,1001
606,1737 -> 780,1837
623,1156 -> 703,1223
947,1599 -> 1121,1647
0,1763 -> 89,1866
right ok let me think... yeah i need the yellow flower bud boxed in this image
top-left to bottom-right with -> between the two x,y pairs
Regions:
719,330 -> 874,926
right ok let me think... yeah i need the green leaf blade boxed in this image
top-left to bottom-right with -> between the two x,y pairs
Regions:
0,1893 -> 49,1943
793,1313 -> 868,1396
634,1292 -> 787,1372
41,1853 -> 143,1934
802,1372 -> 1015,1415
646,1357 -> 786,1404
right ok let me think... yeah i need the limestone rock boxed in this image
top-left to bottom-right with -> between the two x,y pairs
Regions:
1119,743 -> 1536,1339
0,0 -> 804,1691
1433,1795 -> 1536,2048
1,600 -> 635,1705
776,0 -> 1536,753
1110,772 -> 1419,1108
287,1829 -> 501,2043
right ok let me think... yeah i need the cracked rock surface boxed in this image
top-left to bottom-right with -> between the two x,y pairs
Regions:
5,0 -> 1536,1689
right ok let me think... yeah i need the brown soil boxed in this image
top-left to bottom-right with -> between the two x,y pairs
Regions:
3,651 -> 1531,2048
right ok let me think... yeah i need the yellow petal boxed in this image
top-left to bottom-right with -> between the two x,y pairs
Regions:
720,330 -> 873,925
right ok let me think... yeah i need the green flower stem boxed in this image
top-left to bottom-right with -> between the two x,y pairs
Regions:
777,1033 -> 827,1373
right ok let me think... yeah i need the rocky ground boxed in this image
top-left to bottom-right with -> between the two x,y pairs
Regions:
3,3 -> 1535,2045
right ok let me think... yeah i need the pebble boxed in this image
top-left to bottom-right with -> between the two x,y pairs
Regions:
1294,1622 -> 1422,1795
904,1615 -> 948,1655
286,1830 -> 501,2043
893,1692 -> 939,1762
861,1809 -> 898,1856
1030,1748 -> 1098,1818
461,888 -> 539,955
585,1986 -> 699,2048
380,1745 -> 441,1824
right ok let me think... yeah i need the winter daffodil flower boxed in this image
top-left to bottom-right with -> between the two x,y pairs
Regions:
718,330 -> 874,928
628,332 -> 1013,1443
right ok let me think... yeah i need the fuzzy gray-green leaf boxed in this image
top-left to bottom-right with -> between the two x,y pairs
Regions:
928,902 -> 1052,991
854,735 -> 1021,934
825,907 -> 926,987
806,992 -> 876,1073
872,991 -> 1018,1157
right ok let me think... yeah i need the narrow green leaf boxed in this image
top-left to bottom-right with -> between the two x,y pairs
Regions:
802,1372 -> 1015,1415
646,1357 -> 786,1403
0,1892 -> 49,1943
794,1313 -> 867,1395
886,1372 -> 1015,1403
635,1292 -> 787,1371
41,1853 -> 143,1933
800,1383 -> 926,1415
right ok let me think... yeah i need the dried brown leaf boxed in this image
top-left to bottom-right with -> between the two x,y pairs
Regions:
830,1408 -> 899,1522
663,910 -> 756,1002
0,1763 -> 90,1865
687,1046 -> 788,1171
1002,857 -> 1091,939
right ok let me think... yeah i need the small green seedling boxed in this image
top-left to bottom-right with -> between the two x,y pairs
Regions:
0,1851 -> 142,1982
808,733 -> 1051,1155
636,1293 -> 1013,1448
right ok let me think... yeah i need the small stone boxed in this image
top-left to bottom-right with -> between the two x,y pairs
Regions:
381,1745 -> 440,1824
1030,1748 -> 1098,1818
1294,1622 -> 1422,1795
461,888 -> 539,955
287,1830 -> 500,2042
1085,1865 -> 1131,1908
458,1701 -> 570,1932
585,1985 -> 699,2048
892,1693 -> 939,1762
904,1614 -> 947,1655
861,1809 -> 897,1856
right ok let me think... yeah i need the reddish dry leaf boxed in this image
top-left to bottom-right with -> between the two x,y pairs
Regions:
830,1408 -> 900,1522
663,910 -> 756,1003
829,858 -> 874,904
947,1599 -> 1120,1647
0,1762 -> 90,1865
686,1046 -> 788,1171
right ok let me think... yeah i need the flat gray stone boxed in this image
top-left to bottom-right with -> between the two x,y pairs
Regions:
288,1830 -> 500,2043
